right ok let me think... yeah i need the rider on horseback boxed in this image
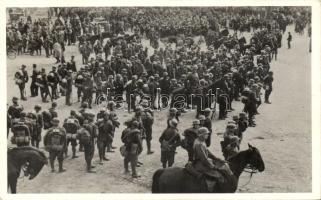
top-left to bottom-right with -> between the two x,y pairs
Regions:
193,127 -> 233,191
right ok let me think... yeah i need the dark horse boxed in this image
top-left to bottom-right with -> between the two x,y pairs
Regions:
152,144 -> 265,193
8,146 -> 48,193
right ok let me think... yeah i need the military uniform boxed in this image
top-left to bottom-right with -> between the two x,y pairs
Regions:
44,119 -> 67,172
159,122 -> 181,168
141,104 -> 154,154
30,65 -> 39,97
183,124 -> 199,161
34,106 -> 43,148
11,121 -> 30,147
14,66 -> 29,100
78,115 -> 97,172
97,118 -> 114,163
63,116 -> 79,158
121,123 -> 143,178
75,73 -> 84,102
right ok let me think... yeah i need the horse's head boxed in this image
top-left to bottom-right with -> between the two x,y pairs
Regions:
245,143 -> 265,172
17,147 -> 48,180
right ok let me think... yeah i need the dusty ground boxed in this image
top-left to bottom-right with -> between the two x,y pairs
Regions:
7,25 -> 311,193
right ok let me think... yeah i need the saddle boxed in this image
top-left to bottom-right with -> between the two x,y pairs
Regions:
184,162 -> 227,192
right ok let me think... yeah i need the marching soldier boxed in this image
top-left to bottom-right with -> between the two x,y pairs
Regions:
203,108 -> 213,147
124,75 -> 138,112
221,123 -> 240,160
97,111 -> 113,164
75,72 -> 84,102
182,120 -> 200,161
140,99 -> 154,155
30,64 -> 39,97
44,118 -> 67,173
33,104 -> 43,148
8,97 -> 24,124
26,112 -> 38,148
107,101 -> 120,151
121,120 -> 143,178
65,70 -> 73,106
37,68 -> 51,103
48,66 -> 60,99
78,112 -> 97,173
166,108 -> 179,128
82,74 -> 94,109
63,111 -> 80,158
11,113 -> 30,147
263,71 -> 274,104
14,65 -> 29,101
159,119 -> 181,168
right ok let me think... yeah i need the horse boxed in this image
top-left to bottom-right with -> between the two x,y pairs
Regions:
152,144 -> 265,193
7,146 -> 48,193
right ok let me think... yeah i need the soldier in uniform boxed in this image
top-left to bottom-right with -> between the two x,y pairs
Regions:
236,112 -> 248,142
263,71 -> 273,104
33,104 -> 43,148
107,101 -> 120,151
124,75 -> 138,112
221,123 -> 240,160
78,112 -> 97,173
97,111 -> 114,164
14,65 -> 29,101
30,64 -> 39,97
140,99 -> 154,155
121,120 -> 143,178
159,119 -> 181,168
65,70 -> 73,106
82,74 -> 94,109
203,108 -> 213,147
75,72 -> 84,102
43,118 -> 67,173
26,111 -> 38,148
38,68 -> 51,103
8,97 -> 24,124
63,111 -> 80,158
193,127 -> 231,187
11,113 -> 30,147
182,120 -> 200,161
167,107 -> 180,127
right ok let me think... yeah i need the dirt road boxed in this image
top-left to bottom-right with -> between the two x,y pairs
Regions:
7,25 -> 311,193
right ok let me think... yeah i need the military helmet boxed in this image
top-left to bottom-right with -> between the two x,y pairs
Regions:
51,118 -> 60,125
198,113 -> 205,120
169,119 -> 178,127
198,127 -> 209,136
193,120 -> 200,125
131,120 -> 139,128
34,104 -> 41,110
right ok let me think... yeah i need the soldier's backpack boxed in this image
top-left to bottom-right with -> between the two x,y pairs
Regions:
11,123 -> 30,145
64,118 -> 78,135
78,127 -> 91,145
141,110 -> 154,126
50,129 -> 64,151
42,110 -> 52,130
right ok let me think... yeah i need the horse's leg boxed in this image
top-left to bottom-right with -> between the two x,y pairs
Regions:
9,176 -> 17,194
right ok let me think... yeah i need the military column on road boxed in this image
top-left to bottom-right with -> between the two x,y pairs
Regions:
7,7 -> 311,185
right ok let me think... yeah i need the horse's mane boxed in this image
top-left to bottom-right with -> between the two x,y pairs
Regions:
227,148 -> 249,163
8,147 -> 47,162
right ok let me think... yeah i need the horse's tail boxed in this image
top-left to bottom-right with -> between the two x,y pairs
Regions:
152,169 -> 164,193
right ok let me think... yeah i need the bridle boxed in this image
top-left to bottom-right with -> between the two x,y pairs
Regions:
239,164 -> 259,187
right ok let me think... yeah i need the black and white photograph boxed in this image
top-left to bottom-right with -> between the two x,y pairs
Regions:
2,1 -> 321,199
